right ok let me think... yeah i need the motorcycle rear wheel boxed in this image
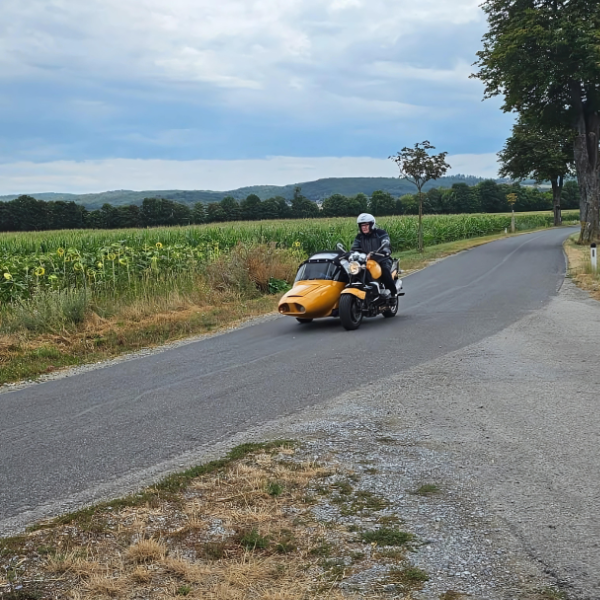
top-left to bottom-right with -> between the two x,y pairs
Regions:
339,294 -> 364,330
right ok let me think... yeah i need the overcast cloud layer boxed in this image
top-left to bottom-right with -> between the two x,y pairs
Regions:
0,0 -> 511,193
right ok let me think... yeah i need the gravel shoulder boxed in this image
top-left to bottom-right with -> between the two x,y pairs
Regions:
245,278 -> 599,599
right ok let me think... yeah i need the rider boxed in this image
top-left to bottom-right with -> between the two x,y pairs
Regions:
351,213 -> 397,297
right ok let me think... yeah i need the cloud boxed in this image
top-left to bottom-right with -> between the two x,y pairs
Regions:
0,154 -> 500,195
0,0 -> 510,167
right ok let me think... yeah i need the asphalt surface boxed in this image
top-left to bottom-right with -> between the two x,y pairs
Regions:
0,228 -> 573,534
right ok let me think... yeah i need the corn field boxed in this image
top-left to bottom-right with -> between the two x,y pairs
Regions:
0,211 -> 578,305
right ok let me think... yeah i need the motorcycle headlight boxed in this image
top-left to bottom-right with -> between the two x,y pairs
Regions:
349,261 -> 361,275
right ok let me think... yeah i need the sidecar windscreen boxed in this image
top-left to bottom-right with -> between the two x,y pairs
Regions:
294,252 -> 348,283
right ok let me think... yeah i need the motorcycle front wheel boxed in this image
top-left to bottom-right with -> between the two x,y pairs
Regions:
382,297 -> 398,318
339,294 -> 364,330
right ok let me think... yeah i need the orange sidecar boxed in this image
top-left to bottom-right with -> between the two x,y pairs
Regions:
278,251 -> 349,322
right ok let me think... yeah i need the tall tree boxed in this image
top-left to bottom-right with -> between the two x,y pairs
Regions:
498,117 -> 573,225
473,0 -> 600,242
291,187 -> 319,219
369,190 -> 395,216
322,194 -> 351,217
220,196 -> 241,221
240,194 -> 262,220
192,202 -> 206,224
390,141 -> 450,251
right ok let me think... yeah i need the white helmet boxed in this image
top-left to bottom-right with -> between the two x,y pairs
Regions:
357,213 -> 376,231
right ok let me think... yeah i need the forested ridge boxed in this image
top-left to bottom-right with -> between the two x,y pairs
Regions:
0,179 -> 580,232
0,175 -> 490,209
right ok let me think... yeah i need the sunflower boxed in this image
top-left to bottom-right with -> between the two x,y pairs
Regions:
107,253 -> 117,261
3,273 -> 12,280
57,248 -> 65,257
34,267 -> 45,276
293,241 -> 301,248
73,262 -> 84,272
97,262 -> 104,268
118,258 -> 128,266
156,242 -> 163,249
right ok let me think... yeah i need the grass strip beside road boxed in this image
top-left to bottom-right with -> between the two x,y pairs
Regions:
564,235 -> 600,301
0,442 -> 429,600
0,225 -> 577,387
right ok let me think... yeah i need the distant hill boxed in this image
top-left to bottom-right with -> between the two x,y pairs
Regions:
0,175 -> 489,209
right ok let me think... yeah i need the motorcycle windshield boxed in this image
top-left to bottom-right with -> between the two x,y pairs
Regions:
295,262 -> 339,282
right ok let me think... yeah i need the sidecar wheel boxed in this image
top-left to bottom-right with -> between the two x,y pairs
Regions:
296,318 -> 313,324
339,294 -> 363,331
382,297 -> 398,319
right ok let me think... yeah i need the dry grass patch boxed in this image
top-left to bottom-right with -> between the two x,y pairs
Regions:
1,442 -> 422,599
125,538 -> 168,564
564,236 -> 600,301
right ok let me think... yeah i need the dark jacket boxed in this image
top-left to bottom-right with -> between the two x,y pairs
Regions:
351,227 -> 392,268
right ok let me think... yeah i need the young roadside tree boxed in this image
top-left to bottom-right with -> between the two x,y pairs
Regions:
390,141 -> 450,252
498,118 -> 573,225
473,0 -> 600,242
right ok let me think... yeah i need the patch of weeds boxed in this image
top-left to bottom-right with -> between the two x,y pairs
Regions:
440,592 -> 466,600
376,547 -> 406,561
0,535 -> 27,557
300,494 -> 317,505
361,527 -> 414,547
413,484 -> 441,496
339,490 -> 389,517
376,436 -> 397,444
364,467 -> 379,475
267,481 -> 284,497
274,529 -> 296,554
314,485 -> 331,496
353,490 -> 388,511
238,528 -> 269,551
535,588 -> 567,600
176,584 -> 192,596
377,515 -> 401,526
1,590 -> 43,600
347,524 -> 360,533
388,565 -> 429,588
332,480 -> 353,495
350,551 -> 365,563
320,558 -> 346,581
35,545 -> 56,556
309,541 -> 332,558
347,473 -> 360,483
198,541 -> 228,560
316,470 -> 335,478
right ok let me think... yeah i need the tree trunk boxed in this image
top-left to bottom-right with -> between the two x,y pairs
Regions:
551,176 -> 563,227
418,190 -> 424,253
571,83 -> 600,243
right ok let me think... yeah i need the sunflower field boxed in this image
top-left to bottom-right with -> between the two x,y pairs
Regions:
0,211 -> 578,305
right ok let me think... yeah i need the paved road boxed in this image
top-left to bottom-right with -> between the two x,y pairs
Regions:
0,228 -> 573,533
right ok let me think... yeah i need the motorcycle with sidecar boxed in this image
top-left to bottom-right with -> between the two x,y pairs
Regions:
278,244 -> 404,330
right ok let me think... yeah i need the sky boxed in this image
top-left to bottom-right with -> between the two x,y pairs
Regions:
0,0 -> 512,194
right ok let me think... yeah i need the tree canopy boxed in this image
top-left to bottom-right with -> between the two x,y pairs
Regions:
473,0 -> 600,241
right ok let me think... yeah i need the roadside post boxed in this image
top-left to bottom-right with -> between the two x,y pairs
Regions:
592,243 -> 598,274
506,193 -> 518,233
